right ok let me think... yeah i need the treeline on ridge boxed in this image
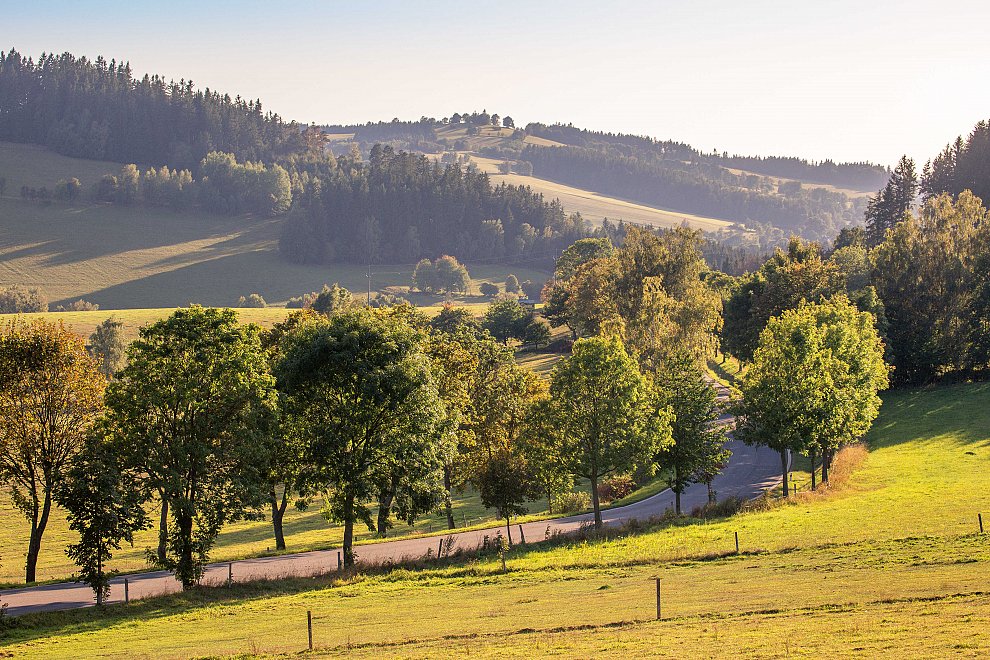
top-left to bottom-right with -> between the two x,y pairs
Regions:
0,49 -> 315,169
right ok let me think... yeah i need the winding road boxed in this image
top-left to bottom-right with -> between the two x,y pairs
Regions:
1,385 -> 782,617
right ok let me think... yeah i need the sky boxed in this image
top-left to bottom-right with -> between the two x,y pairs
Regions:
5,0 -> 990,167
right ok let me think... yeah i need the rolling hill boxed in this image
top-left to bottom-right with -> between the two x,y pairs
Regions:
0,142 -> 549,310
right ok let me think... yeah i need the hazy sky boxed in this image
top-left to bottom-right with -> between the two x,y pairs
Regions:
5,0 -> 990,166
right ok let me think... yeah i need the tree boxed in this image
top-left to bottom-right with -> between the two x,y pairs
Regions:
735,296 -> 888,494
522,316 -> 551,349
0,318 -> 106,583
502,116 -> 515,128
479,282 -> 500,298
88,316 -> 127,377
505,274 -> 521,294
722,237 -> 844,362
873,191 -> 988,384
564,257 -> 620,337
237,293 -> 267,308
555,237 -> 615,280
60,429 -> 147,605
310,283 -> 353,315
475,448 -> 539,545
107,307 -> 277,589
0,285 -> 47,313
864,155 -> 917,247
434,255 -> 471,294
483,296 -> 530,344
651,354 -> 728,514
274,308 -> 446,566
540,336 -> 669,528
413,259 -> 437,293
430,303 -> 483,337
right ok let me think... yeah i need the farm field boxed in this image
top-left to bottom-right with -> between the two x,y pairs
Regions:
468,155 -> 739,231
4,382 -> 987,658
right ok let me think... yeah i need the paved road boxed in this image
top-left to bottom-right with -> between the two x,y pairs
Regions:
1,384 -> 783,617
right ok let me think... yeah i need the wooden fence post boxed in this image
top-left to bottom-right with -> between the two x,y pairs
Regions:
735,531 -> 739,554
438,538 -> 443,558
337,551 -> 342,571
227,562 -> 233,586
307,610 -> 313,650
124,578 -> 129,604
518,524 -> 526,544
980,513 -> 984,534
655,578 -> 661,620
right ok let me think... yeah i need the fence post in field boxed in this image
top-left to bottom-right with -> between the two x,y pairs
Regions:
980,513 -> 984,534
124,578 -> 129,604
735,531 -> 739,554
655,578 -> 662,620
307,610 -> 313,650
438,538 -> 443,558
518,524 -> 526,544
227,563 -> 233,586
337,552 -> 342,571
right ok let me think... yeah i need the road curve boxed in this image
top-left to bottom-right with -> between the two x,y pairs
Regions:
1,437 -> 780,617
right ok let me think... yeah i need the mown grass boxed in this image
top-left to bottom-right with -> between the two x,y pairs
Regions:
2,382 -> 987,658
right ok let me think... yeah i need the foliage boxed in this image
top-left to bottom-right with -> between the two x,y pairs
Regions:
650,353 -> 729,513
722,237 -> 843,362
107,307 -> 277,588
309,283 -> 353,315
413,256 -> 471,294
274,308 -> 447,565
87,316 -> 127,377
55,299 -> 99,312
0,318 -> 105,582
872,191 -> 990,384
0,49 -> 310,169
482,296 -> 531,343
59,430 -> 147,605
922,119 -> 990,205
735,295 -> 888,493
237,293 -> 267,308
864,155 -> 917,246
536,336 -> 670,527
595,475 -> 636,504
504,274 -> 521,294
474,448 -> 540,542
0,285 -> 47,313
479,282 -> 499,298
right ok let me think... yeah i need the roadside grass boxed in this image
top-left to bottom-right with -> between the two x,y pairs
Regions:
3,382 -> 987,658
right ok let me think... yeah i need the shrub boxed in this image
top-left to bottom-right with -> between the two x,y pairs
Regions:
690,496 -> 745,519
237,293 -> 267,308
596,475 -> 636,504
479,282 -> 499,298
505,274 -> 520,294
0,285 -> 48,313
54,299 -> 99,312
557,491 -> 591,514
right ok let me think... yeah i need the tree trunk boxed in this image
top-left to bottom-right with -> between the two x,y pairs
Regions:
376,485 -> 395,538
443,466 -> 456,529
25,488 -> 53,584
821,446 -> 833,484
809,445 -> 817,491
177,511 -> 195,590
157,496 -> 169,564
270,488 -> 287,551
590,472 -> 602,529
674,465 -> 682,515
707,480 -> 715,504
505,515 -> 513,546
342,493 -> 355,567
780,449 -> 790,498
547,484 -> 554,514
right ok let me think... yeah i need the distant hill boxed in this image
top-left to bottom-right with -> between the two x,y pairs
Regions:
323,117 -> 888,242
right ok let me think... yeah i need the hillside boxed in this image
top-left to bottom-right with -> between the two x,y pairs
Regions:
3,382 -> 987,657
0,142 -> 549,309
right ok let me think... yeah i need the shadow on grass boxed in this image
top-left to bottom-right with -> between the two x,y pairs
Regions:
867,382 -> 990,450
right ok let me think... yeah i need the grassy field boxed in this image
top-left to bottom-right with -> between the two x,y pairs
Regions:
3,382 -> 987,658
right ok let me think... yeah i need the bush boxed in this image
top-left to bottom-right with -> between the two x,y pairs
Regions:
479,282 -> 499,298
546,337 -> 574,354
690,496 -> 744,519
54,299 -> 99,312
505,274 -> 520,294
557,491 -> 591,514
237,293 -> 267,308
596,475 -> 636,504
0,285 -> 48,313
